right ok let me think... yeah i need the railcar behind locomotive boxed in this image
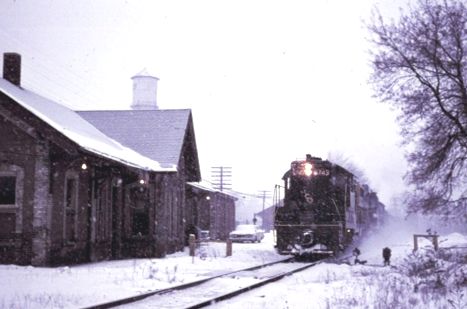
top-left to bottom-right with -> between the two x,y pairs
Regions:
274,154 -> 383,259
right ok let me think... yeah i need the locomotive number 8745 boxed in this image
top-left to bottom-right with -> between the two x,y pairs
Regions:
274,154 -> 383,259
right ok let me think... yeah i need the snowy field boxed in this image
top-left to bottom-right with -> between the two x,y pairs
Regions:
0,218 -> 466,309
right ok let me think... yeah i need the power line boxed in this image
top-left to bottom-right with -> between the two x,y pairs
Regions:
257,189 -> 271,211
200,178 -> 278,201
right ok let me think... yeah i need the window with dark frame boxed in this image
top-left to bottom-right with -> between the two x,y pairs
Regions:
130,187 -> 149,236
132,210 -> 149,236
0,176 -> 16,205
0,169 -> 22,237
0,175 -> 16,236
96,180 -> 111,241
64,177 -> 78,242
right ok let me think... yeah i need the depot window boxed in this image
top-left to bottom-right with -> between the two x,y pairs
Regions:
64,172 -> 79,242
130,187 -> 149,236
0,176 -> 16,205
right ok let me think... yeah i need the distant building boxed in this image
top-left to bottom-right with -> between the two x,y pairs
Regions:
0,53 -> 230,266
255,204 -> 276,232
234,195 -> 264,226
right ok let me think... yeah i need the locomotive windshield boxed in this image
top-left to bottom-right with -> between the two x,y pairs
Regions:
291,161 -> 331,177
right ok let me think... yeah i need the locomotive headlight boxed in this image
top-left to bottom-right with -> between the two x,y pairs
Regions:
302,230 -> 314,246
304,163 -> 313,176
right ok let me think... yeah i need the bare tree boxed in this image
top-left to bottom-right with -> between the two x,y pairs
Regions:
368,0 -> 466,219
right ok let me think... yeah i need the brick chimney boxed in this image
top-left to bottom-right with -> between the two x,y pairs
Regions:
131,69 -> 159,110
3,53 -> 21,86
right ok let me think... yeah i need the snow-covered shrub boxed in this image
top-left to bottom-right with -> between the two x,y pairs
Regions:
398,249 -> 445,294
196,244 -> 220,260
372,272 -> 413,308
397,247 -> 466,307
146,259 -> 159,279
325,272 -> 412,309
4,292 -> 82,309
448,284 -> 466,309
444,252 -> 467,309
399,249 -> 439,277
353,266 -> 378,277
165,265 -> 178,283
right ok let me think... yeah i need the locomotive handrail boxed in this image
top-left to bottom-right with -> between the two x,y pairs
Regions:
330,198 -> 343,223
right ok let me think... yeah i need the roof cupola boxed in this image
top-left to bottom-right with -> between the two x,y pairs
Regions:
131,69 -> 159,110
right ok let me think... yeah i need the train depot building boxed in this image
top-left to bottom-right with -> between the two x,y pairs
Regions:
0,53 -> 236,266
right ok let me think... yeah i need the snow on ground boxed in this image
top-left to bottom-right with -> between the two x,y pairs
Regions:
0,236 -> 285,309
0,217 -> 466,309
217,219 -> 467,309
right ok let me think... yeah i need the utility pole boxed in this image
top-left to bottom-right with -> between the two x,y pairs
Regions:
211,166 -> 232,191
258,190 -> 271,229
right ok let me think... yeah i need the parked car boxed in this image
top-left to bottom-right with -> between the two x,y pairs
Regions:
198,229 -> 210,242
229,224 -> 264,243
185,225 -> 210,245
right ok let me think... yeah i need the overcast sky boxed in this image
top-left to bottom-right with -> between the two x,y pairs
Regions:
0,0 -> 411,208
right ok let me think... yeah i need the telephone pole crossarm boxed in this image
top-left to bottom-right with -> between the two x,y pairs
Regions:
211,166 -> 232,191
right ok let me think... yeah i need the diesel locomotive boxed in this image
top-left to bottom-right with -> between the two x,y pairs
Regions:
274,154 -> 385,258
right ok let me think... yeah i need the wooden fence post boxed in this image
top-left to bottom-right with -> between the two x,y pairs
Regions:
413,234 -> 439,252
226,239 -> 232,257
189,234 -> 196,257
433,235 -> 439,251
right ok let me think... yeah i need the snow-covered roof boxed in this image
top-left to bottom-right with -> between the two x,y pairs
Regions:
187,181 -> 238,200
0,78 -> 175,172
187,180 -> 218,193
78,109 -> 192,169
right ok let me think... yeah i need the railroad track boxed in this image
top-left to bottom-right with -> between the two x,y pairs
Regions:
81,257 -> 321,309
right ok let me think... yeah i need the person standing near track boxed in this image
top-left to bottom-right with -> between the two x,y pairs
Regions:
383,247 -> 391,266
353,247 -> 361,265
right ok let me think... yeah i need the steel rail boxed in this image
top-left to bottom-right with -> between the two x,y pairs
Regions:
185,260 -> 320,309
81,257 -> 294,309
